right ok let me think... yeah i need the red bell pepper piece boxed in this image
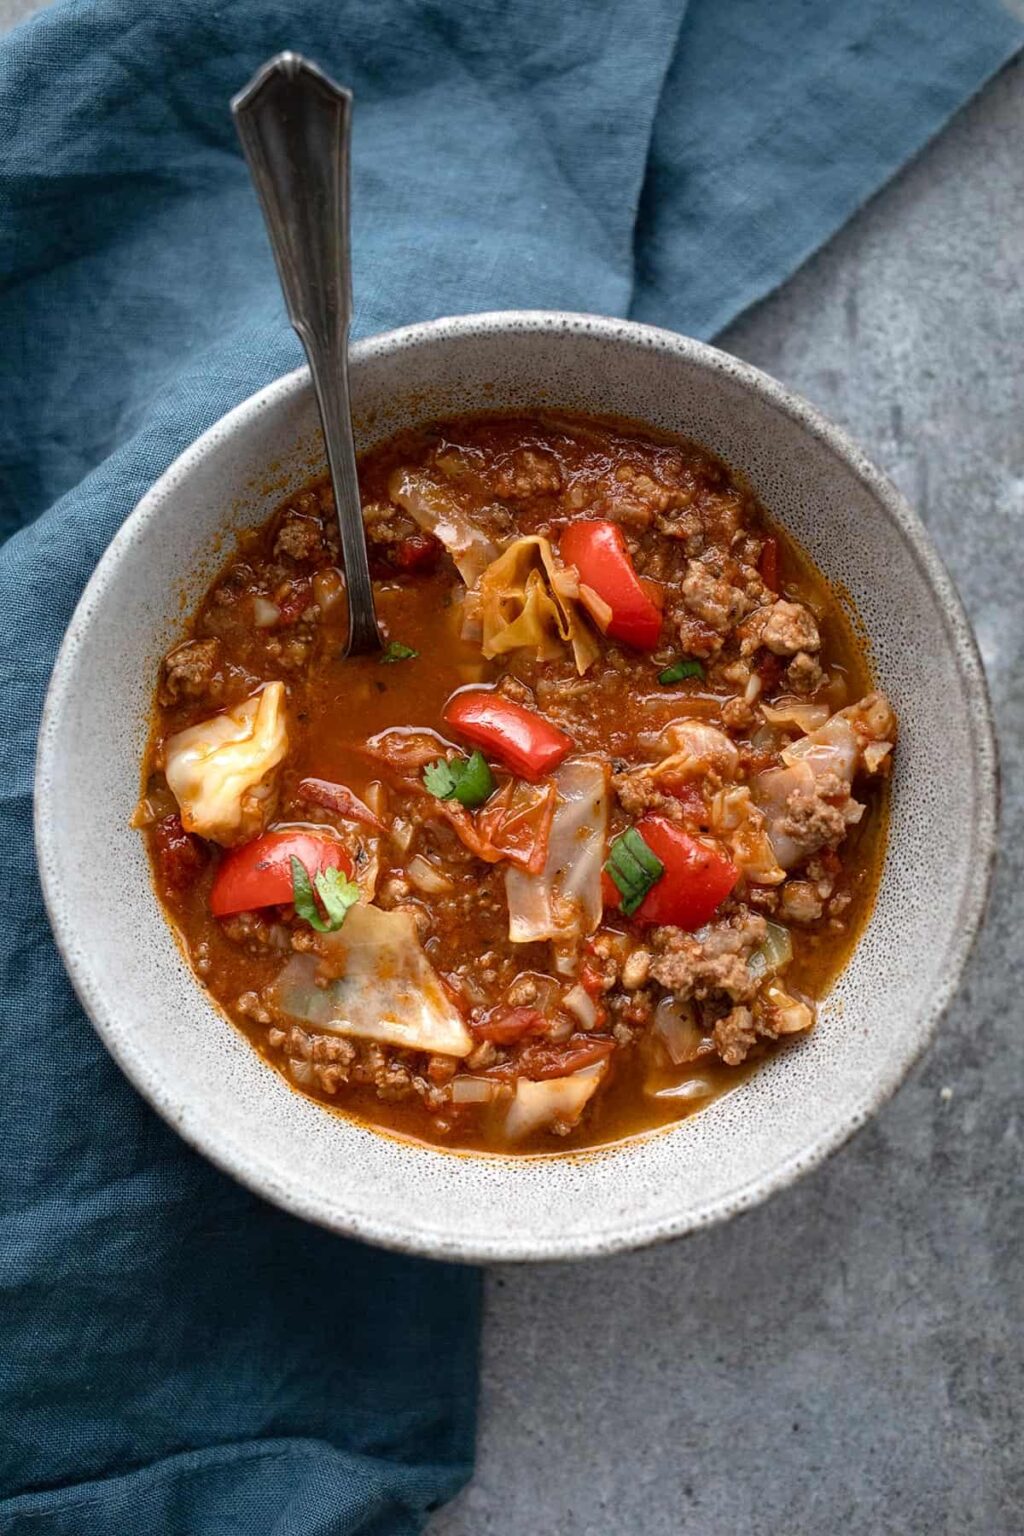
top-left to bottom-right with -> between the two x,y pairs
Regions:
605,815 -> 737,930
560,519 -> 663,649
210,829 -> 352,917
442,691 -> 572,781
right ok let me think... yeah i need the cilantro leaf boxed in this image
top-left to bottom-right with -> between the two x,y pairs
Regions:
423,759 -> 459,799
290,856 -> 360,932
423,751 -> 495,808
380,641 -> 418,664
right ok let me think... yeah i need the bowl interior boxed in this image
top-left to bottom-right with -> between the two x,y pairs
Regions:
36,314 -> 995,1261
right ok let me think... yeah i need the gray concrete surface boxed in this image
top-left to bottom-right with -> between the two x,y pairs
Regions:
431,56 -> 1024,1536
3,2 -> 1018,1529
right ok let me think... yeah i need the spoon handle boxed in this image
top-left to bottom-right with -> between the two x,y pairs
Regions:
232,53 -> 383,656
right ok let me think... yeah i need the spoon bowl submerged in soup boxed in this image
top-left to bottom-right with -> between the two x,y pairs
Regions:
137,411 -> 896,1154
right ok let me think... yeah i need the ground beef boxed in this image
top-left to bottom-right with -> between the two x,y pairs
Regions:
759,600 -> 821,656
681,558 -> 751,632
779,880 -> 825,923
787,650 -> 825,693
649,910 -> 767,1004
778,772 -> 861,861
236,990 -> 272,1024
713,1006 -> 757,1066
265,629 -> 313,671
159,638 -> 221,705
496,674 -> 536,707
219,911 -> 292,955
612,769 -> 683,821
673,608 -> 726,659
697,487 -> 747,546
492,448 -> 563,499
620,948 -> 652,989
721,693 -> 756,730
274,510 -> 325,564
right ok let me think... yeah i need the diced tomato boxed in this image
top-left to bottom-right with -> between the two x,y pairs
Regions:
517,1035 -> 616,1080
759,536 -> 780,592
443,690 -> 572,781
275,579 -> 313,626
153,815 -> 207,897
560,520 -> 663,650
391,531 -> 441,572
473,1006 -> 549,1044
662,781 -> 706,819
579,958 -> 609,998
476,777 -> 557,873
209,829 -> 351,917
606,816 -> 738,930
298,777 -> 386,832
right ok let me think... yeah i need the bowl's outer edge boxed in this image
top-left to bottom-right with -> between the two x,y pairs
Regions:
34,311 -> 999,1263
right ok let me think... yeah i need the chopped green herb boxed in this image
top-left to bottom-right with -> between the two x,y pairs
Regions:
658,658 -> 704,685
450,751 -> 495,807
380,641 -> 418,664
290,856 -> 360,932
423,758 -> 459,799
422,750 -> 495,809
604,826 -> 665,917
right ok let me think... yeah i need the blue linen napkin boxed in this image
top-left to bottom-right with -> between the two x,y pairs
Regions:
1,2 -> 1019,1531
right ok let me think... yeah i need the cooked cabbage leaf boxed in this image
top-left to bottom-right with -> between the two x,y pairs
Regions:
504,1062 -> 607,1139
478,536 -> 599,676
164,681 -> 289,846
505,758 -> 609,943
388,468 -> 499,587
268,903 -> 473,1057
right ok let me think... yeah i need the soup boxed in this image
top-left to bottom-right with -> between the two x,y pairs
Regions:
137,412 -> 896,1153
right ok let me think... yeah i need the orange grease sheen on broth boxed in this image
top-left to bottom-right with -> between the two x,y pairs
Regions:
143,411 -> 887,1155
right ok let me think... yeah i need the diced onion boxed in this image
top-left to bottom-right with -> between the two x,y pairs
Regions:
312,567 -> 345,614
451,1076 -> 500,1105
552,943 -> 581,977
288,1057 -> 314,1087
130,782 -> 177,828
363,780 -> 387,819
390,816 -> 415,854
765,981 -> 815,1035
563,983 -> 597,1030
761,698 -> 830,733
652,996 -> 704,1065
647,1077 -> 714,1103
252,596 -> 281,628
748,920 -> 793,979
406,854 -> 454,894
864,740 -> 893,773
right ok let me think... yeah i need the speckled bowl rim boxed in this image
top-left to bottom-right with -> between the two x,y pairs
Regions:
36,310 -> 999,1263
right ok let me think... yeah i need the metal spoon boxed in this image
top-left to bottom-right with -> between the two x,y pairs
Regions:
232,53 -> 383,657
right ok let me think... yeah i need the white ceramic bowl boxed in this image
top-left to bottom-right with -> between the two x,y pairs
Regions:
36,313 -> 997,1262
